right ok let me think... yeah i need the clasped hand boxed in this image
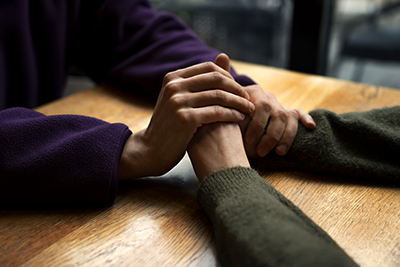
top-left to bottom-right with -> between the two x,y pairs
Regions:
119,54 -> 315,180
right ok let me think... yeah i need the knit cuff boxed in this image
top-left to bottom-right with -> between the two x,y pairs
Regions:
197,167 -> 264,221
110,126 -> 132,202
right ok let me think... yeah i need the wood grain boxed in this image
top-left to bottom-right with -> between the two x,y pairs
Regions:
232,61 -> 400,267
1,61 -> 399,267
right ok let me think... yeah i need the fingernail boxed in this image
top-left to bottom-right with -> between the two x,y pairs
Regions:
276,144 -> 288,155
245,91 -> 250,100
307,118 -> 316,128
249,102 -> 255,112
246,134 -> 256,144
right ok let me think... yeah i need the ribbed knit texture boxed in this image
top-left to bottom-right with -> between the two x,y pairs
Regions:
257,106 -> 400,182
198,167 -> 358,267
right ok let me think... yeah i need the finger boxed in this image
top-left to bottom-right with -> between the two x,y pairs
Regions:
188,106 -> 246,126
242,121 -> 258,159
165,61 -> 234,84
215,53 -> 231,73
256,109 -> 288,157
244,104 -> 271,146
184,90 -> 255,114
172,72 -> 249,99
275,109 -> 299,156
295,108 -> 316,129
238,114 -> 252,136
242,110 -> 270,159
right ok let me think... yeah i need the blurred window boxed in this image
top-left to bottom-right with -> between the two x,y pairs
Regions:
328,0 -> 400,89
151,0 -> 293,68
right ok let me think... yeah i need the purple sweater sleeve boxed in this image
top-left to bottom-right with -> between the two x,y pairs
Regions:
0,108 -> 132,208
73,0 -> 255,101
0,0 -> 254,209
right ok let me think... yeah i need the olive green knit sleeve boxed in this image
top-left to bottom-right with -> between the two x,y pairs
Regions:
197,167 -> 358,267
256,106 -> 400,182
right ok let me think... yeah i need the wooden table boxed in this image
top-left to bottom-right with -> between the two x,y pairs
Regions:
1,61 -> 399,267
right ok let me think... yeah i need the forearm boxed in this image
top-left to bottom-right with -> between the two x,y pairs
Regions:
198,167 -> 358,267
74,0 -> 254,101
0,108 -> 131,208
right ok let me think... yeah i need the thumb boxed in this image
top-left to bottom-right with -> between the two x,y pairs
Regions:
215,53 -> 231,73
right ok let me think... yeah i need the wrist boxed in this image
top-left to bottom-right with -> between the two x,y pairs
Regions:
188,123 -> 250,182
197,155 -> 250,182
119,130 -> 152,180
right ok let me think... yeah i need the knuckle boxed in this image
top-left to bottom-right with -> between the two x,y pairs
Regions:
260,102 -> 272,113
213,105 -> 224,117
163,71 -> 177,84
163,81 -> 180,96
202,61 -> 216,72
275,109 -> 289,122
169,95 -> 183,109
176,109 -> 190,123
288,108 -> 299,119
211,71 -> 225,84
252,119 -> 266,131
268,132 -> 281,144
257,98 -> 271,110
213,90 -> 227,103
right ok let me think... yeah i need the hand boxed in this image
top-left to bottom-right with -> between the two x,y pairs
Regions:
119,61 -> 255,180
215,54 -> 316,158
240,85 -> 316,158
188,122 -> 250,181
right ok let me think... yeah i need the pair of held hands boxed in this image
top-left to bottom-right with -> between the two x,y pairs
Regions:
119,54 -> 316,181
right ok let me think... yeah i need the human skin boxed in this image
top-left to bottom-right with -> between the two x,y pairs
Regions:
215,54 -> 316,158
186,66 -> 314,179
119,54 -> 316,180
119,60 -> 254,179
188,121 -> 250,181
